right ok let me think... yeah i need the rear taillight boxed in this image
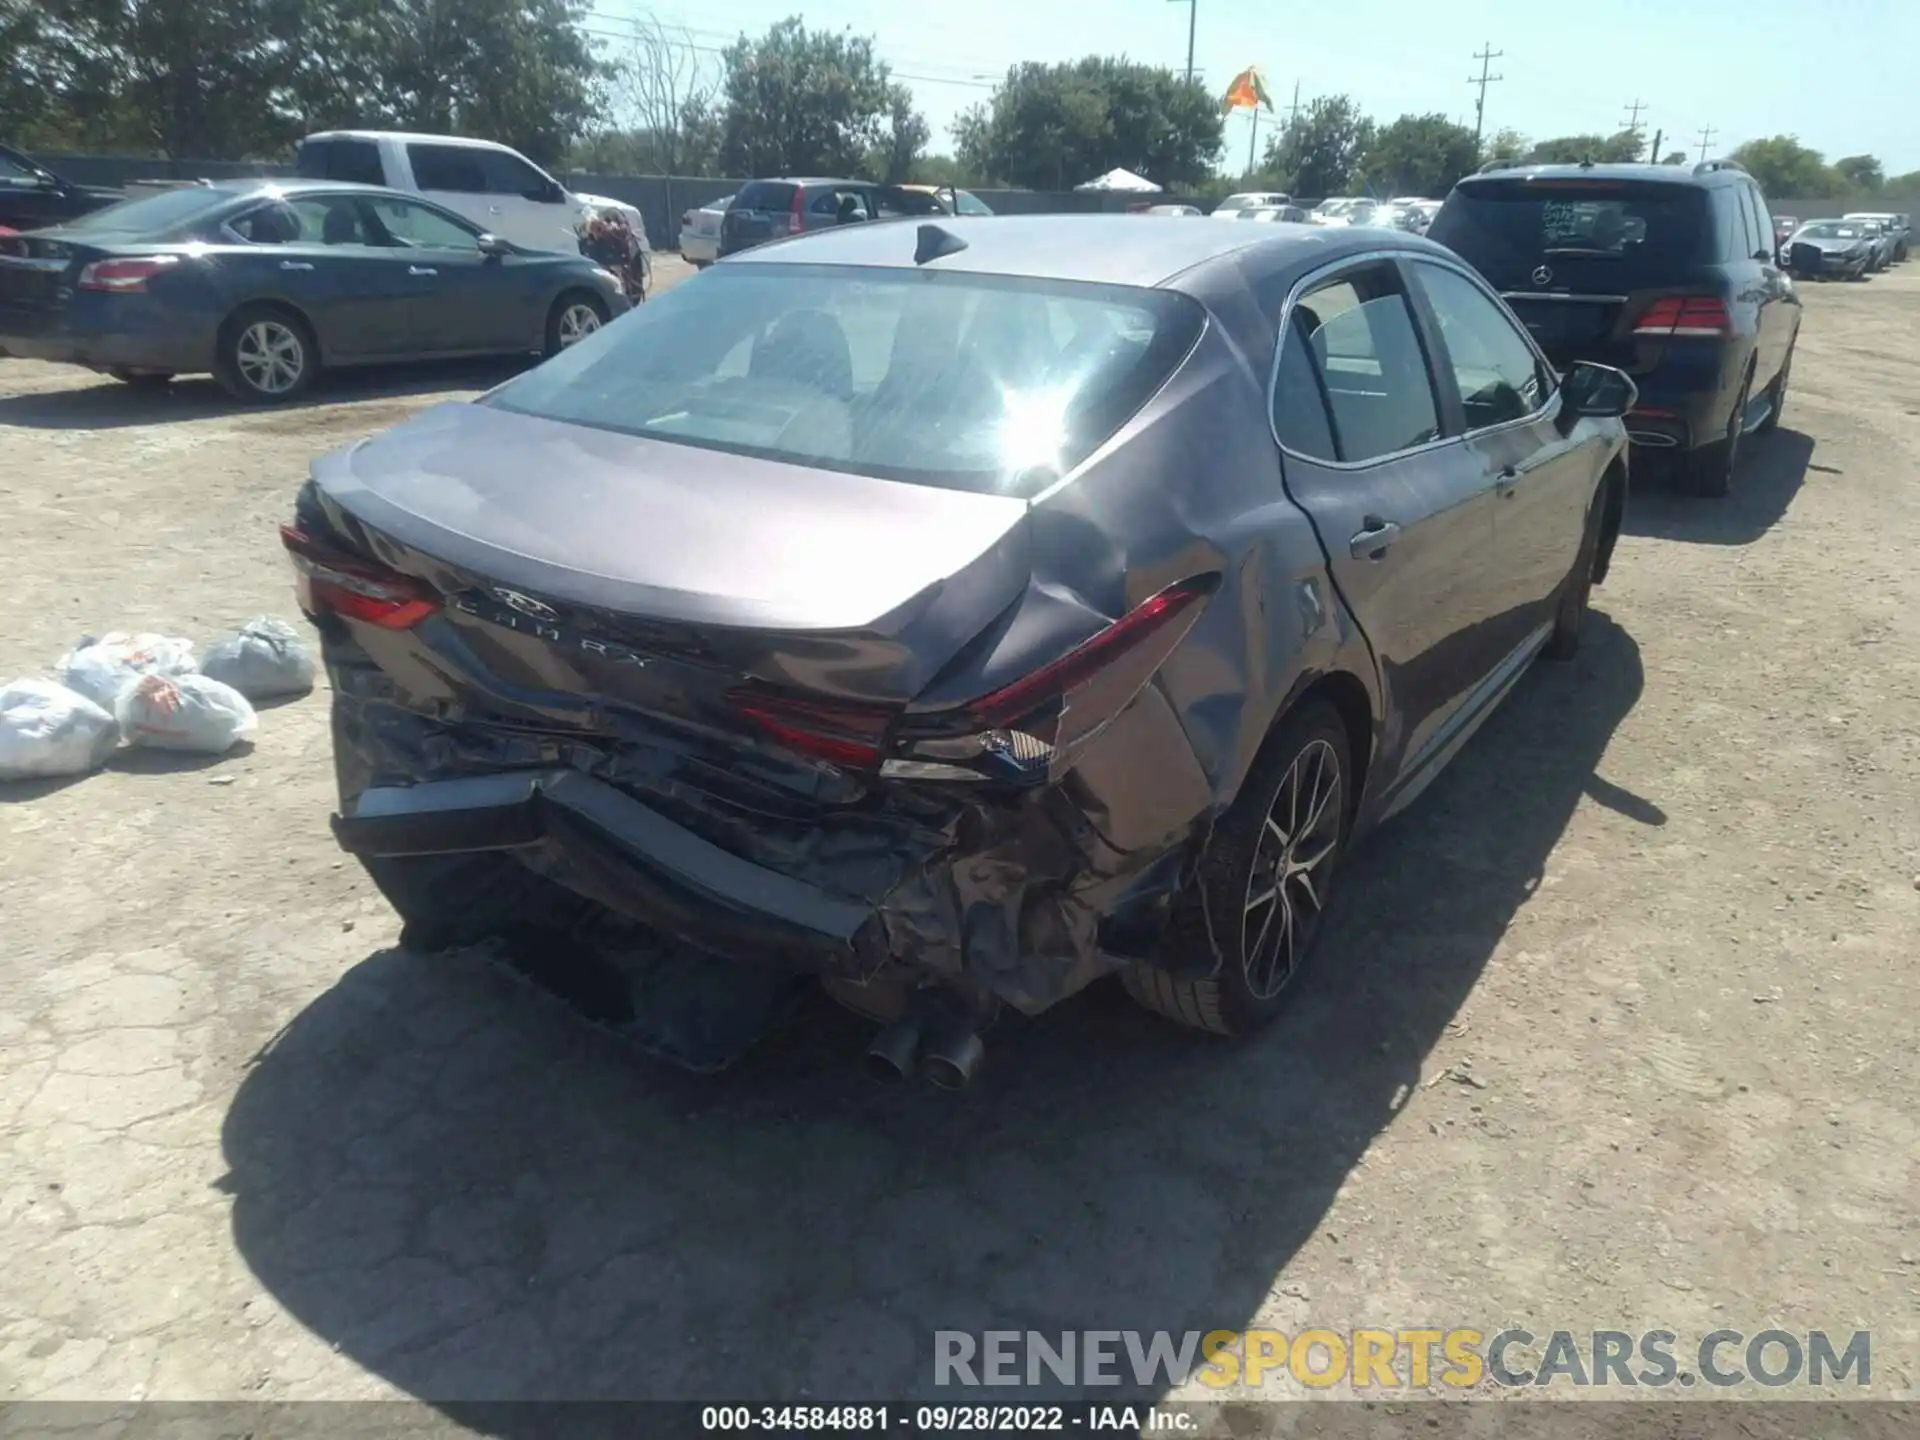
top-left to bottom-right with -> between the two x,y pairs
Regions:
76,256 -> 179,293
279,525 -> 440,630
789,188 -> 807,234
1634,295 -> 1732,338
724,576 -> 1218,781
680,210 -> 692,228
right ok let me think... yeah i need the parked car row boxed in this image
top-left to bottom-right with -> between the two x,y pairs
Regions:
677,179 -> 996,265
1780,211 -> 1910,280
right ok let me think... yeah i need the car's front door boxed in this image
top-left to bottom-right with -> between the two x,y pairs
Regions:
356,195 -> 536,354
1406,256 -> 1596,652
1269,259 -> 1506,789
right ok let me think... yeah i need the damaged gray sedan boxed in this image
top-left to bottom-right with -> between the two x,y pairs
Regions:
288,215 -> 1634,1084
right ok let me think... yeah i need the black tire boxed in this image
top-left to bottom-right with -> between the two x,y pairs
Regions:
1543,480 -> 1608,661
545,290 -> 611,357
214,304 -> 317,404
1685,370 -> 1750,499
1758,346 -> 1792,435
107,368 -> 174,390
1123,700 -> 1352,1036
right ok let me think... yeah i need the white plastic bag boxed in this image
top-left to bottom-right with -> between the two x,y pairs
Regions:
57,631 -> 198,708
200,616 -> 316,699
115,673 -> 257,754
0,678 -> 120,780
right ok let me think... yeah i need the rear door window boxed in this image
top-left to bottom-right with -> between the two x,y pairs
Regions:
1743,186 -> 1773,260
407,144 -> 489,193
874,186 -> 944,218
1428,180 -> 1709,292
1284,265 -> 1442,463
733,181 -> 797,212
808,188 -> 872,221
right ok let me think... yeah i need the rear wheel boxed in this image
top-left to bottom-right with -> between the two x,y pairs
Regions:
1685,370 -> 1750,499
215,305 -> 317,404
1124,701 -> 1352,1036
545,291 -> 610,356
1544,481 -> 1608,661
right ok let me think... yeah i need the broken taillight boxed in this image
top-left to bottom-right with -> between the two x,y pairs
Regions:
279,524 -> 440,629
725,576 -> 1218,782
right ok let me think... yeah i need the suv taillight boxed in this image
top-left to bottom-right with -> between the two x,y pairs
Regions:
1634,295 -> 1733,338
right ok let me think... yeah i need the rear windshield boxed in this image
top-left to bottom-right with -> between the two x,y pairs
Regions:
1429,180 -> 1707,286
484,263 -> 1203,495
734,181 -> 797,211
61,186 -> 238,235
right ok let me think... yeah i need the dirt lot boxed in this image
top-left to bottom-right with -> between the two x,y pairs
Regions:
2,254 -> 1916,1410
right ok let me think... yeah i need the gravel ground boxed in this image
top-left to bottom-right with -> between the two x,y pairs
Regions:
1,255 -> 1916,1410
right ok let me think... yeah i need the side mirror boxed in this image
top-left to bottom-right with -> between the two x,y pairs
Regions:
1560,360 -> 1637,427
476,232 -> 512,258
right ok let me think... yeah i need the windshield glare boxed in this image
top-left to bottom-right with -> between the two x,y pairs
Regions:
484,264 -> 1201,495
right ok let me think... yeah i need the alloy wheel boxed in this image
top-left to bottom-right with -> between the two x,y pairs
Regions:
235,321 -> 305,395
558,303 -> 603,348
1241,737 -> 1344,1000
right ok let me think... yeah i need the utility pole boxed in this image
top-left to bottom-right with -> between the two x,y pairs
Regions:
1620,98 -> 1648,159
1167,0 -> 1196,84
1696,124 -> 1717,163
1648,127 -> 1663,165
1467,44 -> 1504,150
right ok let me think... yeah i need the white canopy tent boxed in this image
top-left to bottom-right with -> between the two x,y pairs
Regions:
1073,168 -> 1162,193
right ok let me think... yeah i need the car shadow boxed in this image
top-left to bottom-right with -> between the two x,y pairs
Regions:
0,356 -> 534,431
218,613 -> 1652,1409
1623,428 -> 1813,546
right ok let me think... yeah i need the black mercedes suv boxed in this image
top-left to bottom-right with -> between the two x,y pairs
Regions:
1428,158 -> 1801,497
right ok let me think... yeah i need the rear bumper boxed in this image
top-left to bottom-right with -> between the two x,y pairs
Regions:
0,297 -> 213,373
335,769 -> 886,970
678,230 -> 718,264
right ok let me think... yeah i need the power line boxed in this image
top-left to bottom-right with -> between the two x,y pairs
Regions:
579,21 -> 999,88
1696,124 -> 1718,163
1467,44 -> 1503,150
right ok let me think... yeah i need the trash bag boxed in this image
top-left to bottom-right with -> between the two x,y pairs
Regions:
0,678 -> 120,780
115,673 -> 257,754
57,631 -> 198,708
201,616 -> 316,699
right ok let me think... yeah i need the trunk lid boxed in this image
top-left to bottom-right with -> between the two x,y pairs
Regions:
307,401 -> 1033,726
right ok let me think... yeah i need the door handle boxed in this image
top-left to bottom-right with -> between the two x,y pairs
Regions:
1349,517 -> 1401,560
408,266 -> 438,276
488,206 -> 502,215
278,261 -> 313,271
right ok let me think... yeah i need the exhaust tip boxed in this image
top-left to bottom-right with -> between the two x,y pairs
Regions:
865,1018 -> 921,1083
920,1023 -> 985,1090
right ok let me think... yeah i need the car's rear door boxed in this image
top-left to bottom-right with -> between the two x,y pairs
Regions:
1406,255 -> 1595,651
1740,182 -> 1793,391
1268,258 -> 1507,787
719,181 -> 798,254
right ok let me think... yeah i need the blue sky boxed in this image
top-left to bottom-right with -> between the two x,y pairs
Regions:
591,0 -> 1920,176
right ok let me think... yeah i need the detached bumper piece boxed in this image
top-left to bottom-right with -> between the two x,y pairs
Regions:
334,769 -> 888,973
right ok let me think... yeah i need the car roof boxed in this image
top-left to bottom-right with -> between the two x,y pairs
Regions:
302,130 -> 527,156
194,178 -> 406,200
725,213 -> 1418,288
1462,162 -> 1743,187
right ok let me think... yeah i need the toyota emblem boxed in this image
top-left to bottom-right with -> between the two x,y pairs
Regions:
1531,264 -> 1554,286
492,588 -> 559,622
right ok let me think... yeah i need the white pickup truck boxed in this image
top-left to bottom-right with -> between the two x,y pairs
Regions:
293,130 -> 649,255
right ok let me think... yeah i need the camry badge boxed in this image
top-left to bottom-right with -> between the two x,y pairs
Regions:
492,588 -> 558,622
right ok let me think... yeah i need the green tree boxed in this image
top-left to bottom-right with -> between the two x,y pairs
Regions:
910,153 -> 980,187
1526,132 -> 1644,165
595,12 -> 718,175
866,83 -> 928,183
955,58 -> 1219,191
1264,94 -> 1374,197
1484,127 -> 1528,163
1728,136 -> 1836,197
1887,169 -> 1920,196
1356,112 -> 1479,197
716,17 -> 916,179
1832,154 -> 1883,193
